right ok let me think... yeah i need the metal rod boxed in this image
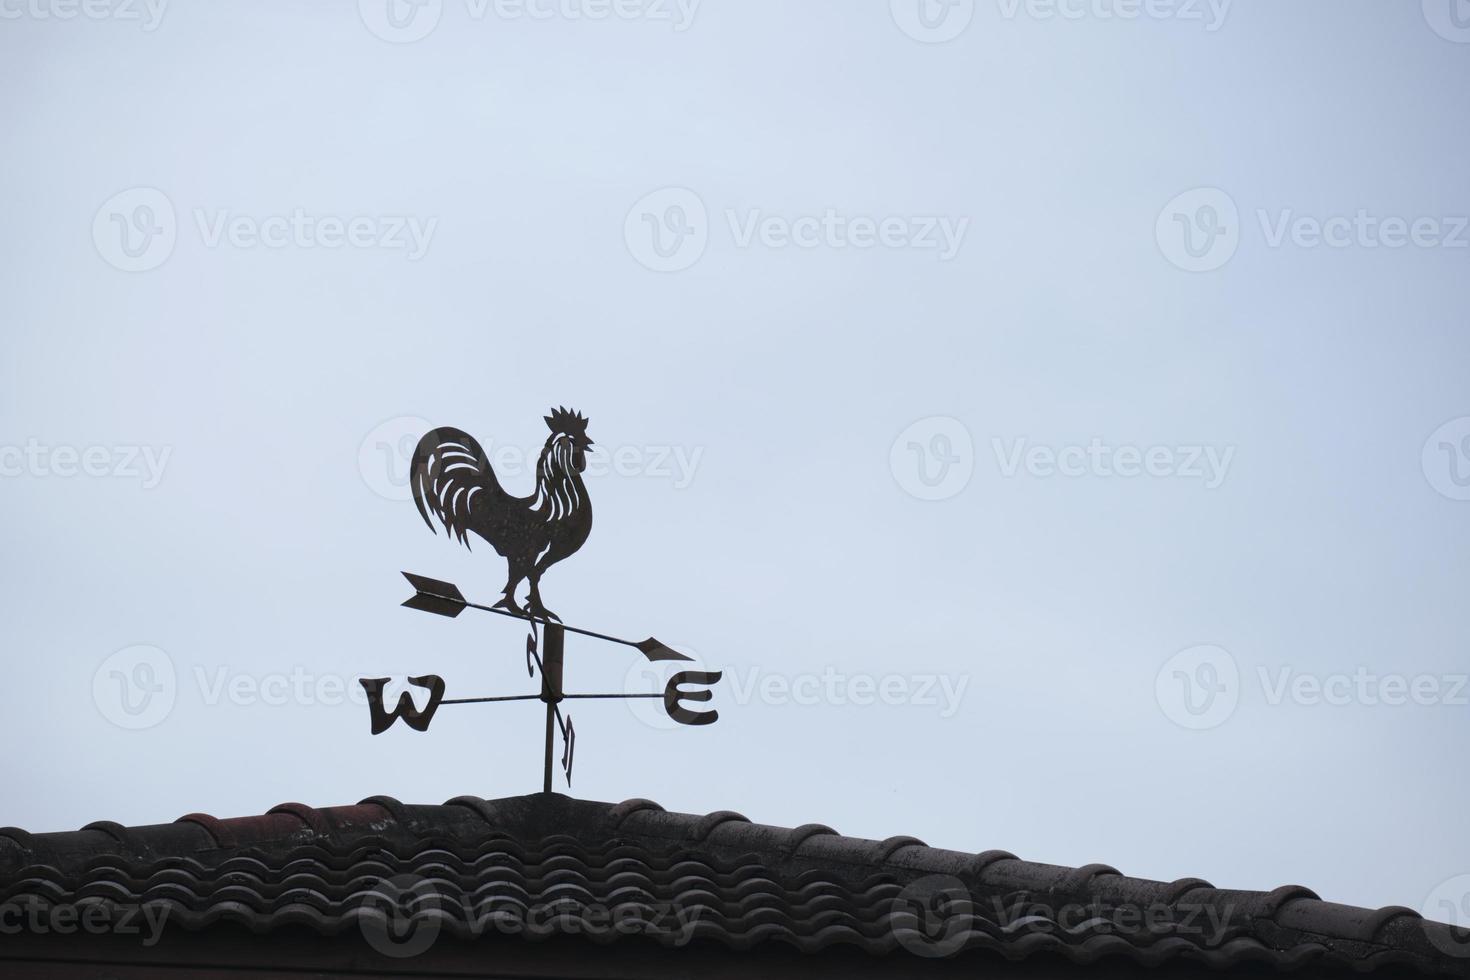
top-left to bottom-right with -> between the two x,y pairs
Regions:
443,691 -> 656,705
561,693 -> 663,699
441,694 -> 541,705
465,600 -> 644,653
542,702 -> 554,794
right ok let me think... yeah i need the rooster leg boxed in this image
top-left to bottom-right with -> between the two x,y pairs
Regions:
525,573 -> 559,623
492,561 -> 528,614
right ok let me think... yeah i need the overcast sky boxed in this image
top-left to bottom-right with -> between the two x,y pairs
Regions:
2,0 -> 1468,922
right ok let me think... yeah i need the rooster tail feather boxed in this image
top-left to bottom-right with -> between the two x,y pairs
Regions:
409,426 -> 504,548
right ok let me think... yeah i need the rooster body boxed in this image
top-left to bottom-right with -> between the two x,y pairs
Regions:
410,408 -> 593,620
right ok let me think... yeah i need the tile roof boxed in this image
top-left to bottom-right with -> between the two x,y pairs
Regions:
0,792 -> 1464,975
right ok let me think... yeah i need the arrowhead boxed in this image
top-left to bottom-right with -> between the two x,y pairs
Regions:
635,638 -> 693,663
401,572 -> 466,617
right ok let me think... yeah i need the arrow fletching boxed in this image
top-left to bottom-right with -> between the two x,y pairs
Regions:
401,572 -> 467,618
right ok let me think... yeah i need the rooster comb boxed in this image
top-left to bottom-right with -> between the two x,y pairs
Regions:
545,406 -> 590,437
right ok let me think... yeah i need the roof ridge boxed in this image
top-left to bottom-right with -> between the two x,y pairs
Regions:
1,792 -> 1461,976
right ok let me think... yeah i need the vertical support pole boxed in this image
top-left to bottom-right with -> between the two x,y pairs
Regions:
543,705 -> 554,793
539,624 -> 565,794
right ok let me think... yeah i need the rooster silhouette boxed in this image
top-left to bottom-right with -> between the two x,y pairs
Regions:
410,408 -> 593,621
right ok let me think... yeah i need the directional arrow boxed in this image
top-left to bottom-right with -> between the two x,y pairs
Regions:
401,571 -> 692,663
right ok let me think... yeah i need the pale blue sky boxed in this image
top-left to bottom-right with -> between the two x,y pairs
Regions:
2,0 -> 1468,919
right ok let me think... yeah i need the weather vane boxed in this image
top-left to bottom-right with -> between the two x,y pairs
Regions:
358,408 -> 723,792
